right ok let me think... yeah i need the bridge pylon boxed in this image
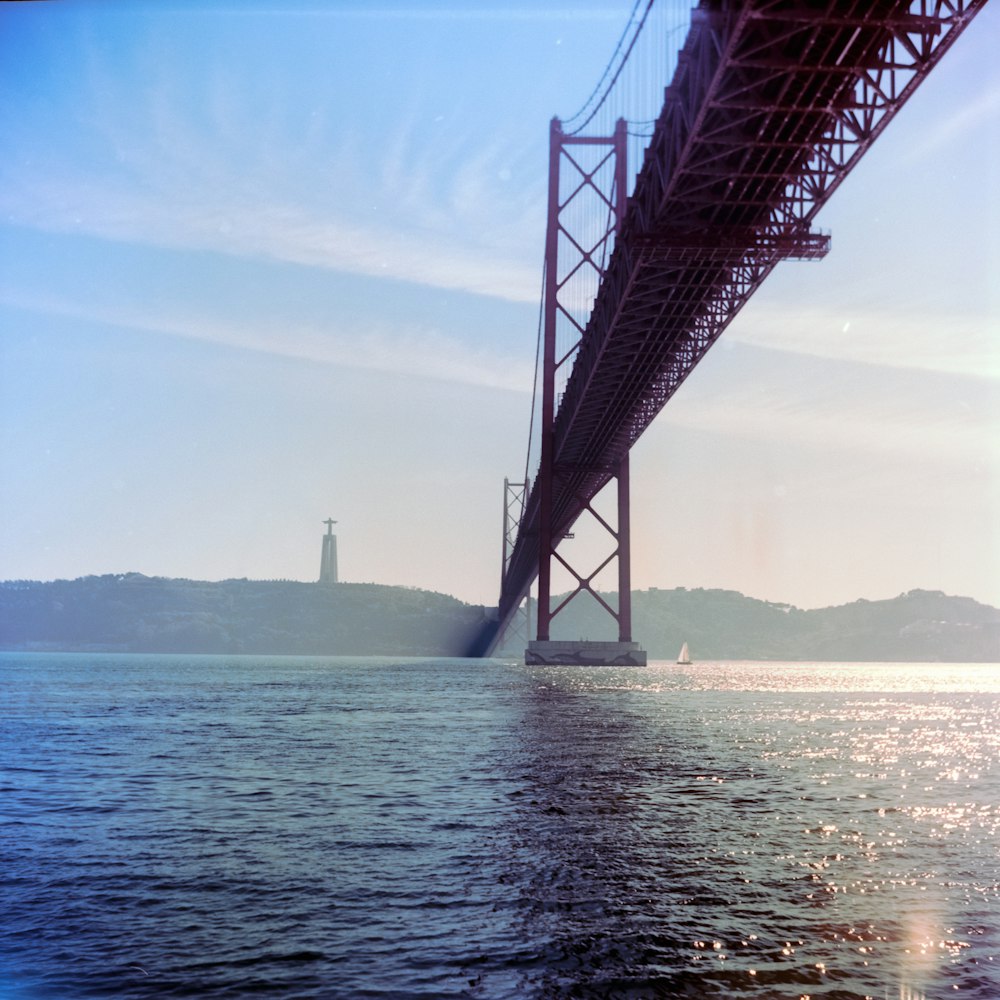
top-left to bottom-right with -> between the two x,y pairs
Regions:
526,117 -> 646,667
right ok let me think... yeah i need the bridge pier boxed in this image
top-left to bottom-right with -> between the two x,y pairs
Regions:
526,638 -> 646,667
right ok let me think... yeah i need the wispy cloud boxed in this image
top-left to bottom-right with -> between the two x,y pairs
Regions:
724,301 -> 1000,381
661,386 -> 996,464
0,289 -> 535,395
0,164 -> 542,305
901,81 -> 1000,164
0,38 -> 545,304
658,340 -> 998,464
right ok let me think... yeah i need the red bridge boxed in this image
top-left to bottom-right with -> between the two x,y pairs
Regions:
473,0 -> 985,663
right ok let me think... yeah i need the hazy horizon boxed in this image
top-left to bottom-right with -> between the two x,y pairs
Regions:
3,570 -> 996,616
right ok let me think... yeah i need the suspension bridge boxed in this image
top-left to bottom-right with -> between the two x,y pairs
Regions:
469,0 -> 986,664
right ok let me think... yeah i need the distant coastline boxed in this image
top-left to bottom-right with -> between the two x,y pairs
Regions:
1,575 -> 998,661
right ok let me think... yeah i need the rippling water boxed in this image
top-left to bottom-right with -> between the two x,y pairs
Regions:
2,654 -> 998,998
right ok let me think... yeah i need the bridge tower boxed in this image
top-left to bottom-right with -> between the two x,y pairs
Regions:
496,479 -> 533,654
525,118 -> 646,667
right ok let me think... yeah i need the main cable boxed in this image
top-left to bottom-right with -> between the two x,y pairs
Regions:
562,0 -> 645,131
563,0 -> 657,136
523,257 -> 547,490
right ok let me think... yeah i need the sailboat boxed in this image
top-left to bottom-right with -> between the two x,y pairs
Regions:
676,642 -> 691,665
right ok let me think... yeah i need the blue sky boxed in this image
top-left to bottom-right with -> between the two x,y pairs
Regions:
1,1 -> 998,611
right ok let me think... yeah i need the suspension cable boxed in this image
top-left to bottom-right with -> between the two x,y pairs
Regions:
523,257 -> 547,488
562,0 -> 645,130
562,0 -> 657,136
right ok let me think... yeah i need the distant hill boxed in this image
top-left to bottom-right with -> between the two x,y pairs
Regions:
0,575 -> 489,656
1,576 -> 998,660
547,587 -> 1000,662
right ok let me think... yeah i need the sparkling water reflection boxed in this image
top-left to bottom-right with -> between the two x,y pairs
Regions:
1,655 -> 998,998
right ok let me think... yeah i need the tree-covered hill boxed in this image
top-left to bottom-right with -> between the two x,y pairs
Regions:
0,574 -> 489,655
2,576 -> 997,660
548,587 -> 1000,662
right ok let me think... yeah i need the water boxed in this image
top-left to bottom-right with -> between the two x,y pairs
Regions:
2,654 -> 999,999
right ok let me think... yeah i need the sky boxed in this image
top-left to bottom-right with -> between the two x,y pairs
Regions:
1,1 -> 998,612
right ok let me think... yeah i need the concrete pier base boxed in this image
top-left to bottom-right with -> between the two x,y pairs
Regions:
525,639 -> 647,666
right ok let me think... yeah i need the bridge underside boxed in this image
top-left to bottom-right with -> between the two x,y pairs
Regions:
478,0 -> 984,655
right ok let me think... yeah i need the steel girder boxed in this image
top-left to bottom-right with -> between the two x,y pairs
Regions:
488,0 -> 984,649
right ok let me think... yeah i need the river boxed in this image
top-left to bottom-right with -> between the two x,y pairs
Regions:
2,654 -> 998,998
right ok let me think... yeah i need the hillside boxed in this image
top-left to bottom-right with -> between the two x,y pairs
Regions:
1,576 -> 998,660
548,587 -> 1000,662
0,575 -> 488,656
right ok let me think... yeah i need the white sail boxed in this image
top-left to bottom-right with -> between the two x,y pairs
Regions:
677,642 -> 691,664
